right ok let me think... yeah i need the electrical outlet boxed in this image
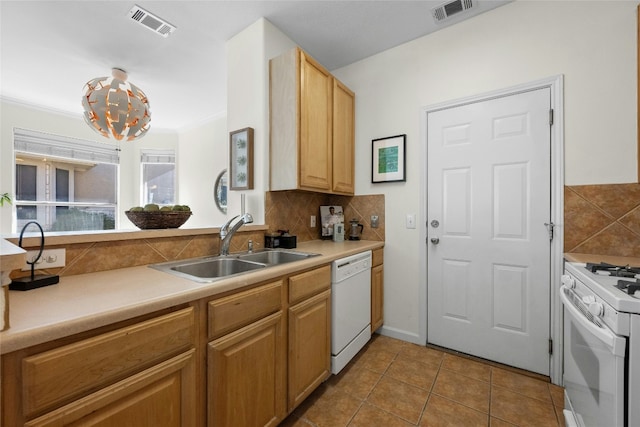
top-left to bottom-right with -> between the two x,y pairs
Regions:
310,215 -> 316,227
22,248 -> 66,271
371,215 -> 379,228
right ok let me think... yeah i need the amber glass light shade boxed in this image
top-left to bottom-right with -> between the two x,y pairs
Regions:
81,68 -> 151,141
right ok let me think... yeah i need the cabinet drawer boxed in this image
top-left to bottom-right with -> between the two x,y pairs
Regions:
24,350 -> 196,427
22,307 -> 195,417
208,280 -> 283,340
288,265 -> 331,305
372,248 -> 384,267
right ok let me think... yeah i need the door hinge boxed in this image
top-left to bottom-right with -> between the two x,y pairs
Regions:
549,109 -> 554,126
544,222 -> 555,241
548,338 -> 553,355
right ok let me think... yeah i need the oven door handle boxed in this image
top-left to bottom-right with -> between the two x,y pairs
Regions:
560,285 -> 626,357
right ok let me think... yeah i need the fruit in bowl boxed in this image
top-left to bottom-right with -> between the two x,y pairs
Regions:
125,204 -> 192,229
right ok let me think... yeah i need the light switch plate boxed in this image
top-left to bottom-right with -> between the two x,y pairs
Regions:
310,215 -> 316,227
22,248 -> 66,271
406,214 -> 416,229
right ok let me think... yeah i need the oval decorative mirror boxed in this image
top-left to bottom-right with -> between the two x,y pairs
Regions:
214,169 -> 228,214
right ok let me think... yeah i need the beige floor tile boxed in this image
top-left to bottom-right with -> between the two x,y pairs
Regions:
441,353 -> 491,383
398,344 -> 445,367
385,356 -> 439,391
351,347 -> 396,373
492,368 -> 552,403
295,385 -> 362,427
328,365 -> 382,400
556,407 -> 566,427
284,336 -> 566,427
490,417 -> 517,426
491,385 -> 558,427
549,383 -> 564,408
291,382 -> 327,417
349,402 -> 414,427
279,414 -> 315,427
419,394 -> 489,427
366,333 -> 408,355
367,375 -> 429,424
432,368 -> 490,413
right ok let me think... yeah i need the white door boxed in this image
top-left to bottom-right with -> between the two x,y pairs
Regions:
427,88 -> 551,375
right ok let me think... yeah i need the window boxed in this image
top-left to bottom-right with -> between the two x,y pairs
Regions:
140,149 -> 176,206
14,128 -> 119,232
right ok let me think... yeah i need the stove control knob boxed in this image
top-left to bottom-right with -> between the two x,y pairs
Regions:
561,274 -> 576,289
588,301 -> 604,317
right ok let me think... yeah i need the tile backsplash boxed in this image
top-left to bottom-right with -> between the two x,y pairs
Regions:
265,191 -> 385,242
8,229 -> 266,280
564,183 -> 640,257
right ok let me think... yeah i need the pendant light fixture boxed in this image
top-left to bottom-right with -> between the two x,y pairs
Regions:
81,68 -> 151,141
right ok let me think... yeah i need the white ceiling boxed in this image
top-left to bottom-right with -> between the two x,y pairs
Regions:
0,0 -> 511,131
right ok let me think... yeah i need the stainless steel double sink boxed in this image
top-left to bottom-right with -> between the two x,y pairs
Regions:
150,249 -> 320,283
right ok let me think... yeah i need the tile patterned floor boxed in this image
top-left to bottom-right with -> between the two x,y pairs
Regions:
281,334 -> 565,427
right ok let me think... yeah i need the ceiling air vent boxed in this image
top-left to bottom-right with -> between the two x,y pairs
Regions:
128,5 -> 176,38
432,0 -> 474,23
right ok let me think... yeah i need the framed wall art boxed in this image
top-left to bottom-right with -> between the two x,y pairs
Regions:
371,134 -> 406,183
229,127 -> 254,190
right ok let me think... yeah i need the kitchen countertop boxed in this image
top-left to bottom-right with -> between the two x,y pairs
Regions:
0,240 -> 383,355
564,252 -> 640,266
1,239 -> 26,274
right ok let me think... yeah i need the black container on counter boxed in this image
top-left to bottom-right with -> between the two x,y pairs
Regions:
265,232 -> 297,249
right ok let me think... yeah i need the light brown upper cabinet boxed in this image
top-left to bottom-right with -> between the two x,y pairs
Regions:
270,47 -> 355,195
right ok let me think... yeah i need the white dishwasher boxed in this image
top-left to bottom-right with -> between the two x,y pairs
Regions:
331,250 -> 372,374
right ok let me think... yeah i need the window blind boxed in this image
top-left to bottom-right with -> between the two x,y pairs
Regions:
14,128 -> 120,165
140,149 -> 175,164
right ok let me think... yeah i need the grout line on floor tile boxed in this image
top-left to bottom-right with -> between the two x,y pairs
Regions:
490,383 -> 555,405
416,391 -> 434,426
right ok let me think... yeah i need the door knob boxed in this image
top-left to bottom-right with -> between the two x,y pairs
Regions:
430,237 -> 440,244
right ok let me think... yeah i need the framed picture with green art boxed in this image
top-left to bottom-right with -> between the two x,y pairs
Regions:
371,134 -> 406,183
229,127 -> 254,190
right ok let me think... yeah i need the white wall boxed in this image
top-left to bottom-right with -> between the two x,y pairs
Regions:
225,18 -> 296,222
178,115 -> 229,227
332,1 -> 637,343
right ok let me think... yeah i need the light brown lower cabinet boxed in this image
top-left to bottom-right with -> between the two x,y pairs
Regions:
2,262 -> 341,427
371,248 -> 384,332
288,289 -> 331,410
208,266 -> 331,426
208,311 -> 286,427
2,306 -> 197,427
25,350 -> 196,427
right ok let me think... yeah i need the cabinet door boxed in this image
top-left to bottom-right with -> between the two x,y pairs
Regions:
299,50 -> 332,192
332,79 -> 355,195
371,264 -> 384,332
25,350 -> 196,427
208,312 -> 286,427
288,289 -> 331,411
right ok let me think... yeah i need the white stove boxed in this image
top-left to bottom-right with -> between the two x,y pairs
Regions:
562,261 -> 640,427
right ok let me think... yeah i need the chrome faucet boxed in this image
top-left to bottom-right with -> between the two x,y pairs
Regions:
219,213 -> 254,256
